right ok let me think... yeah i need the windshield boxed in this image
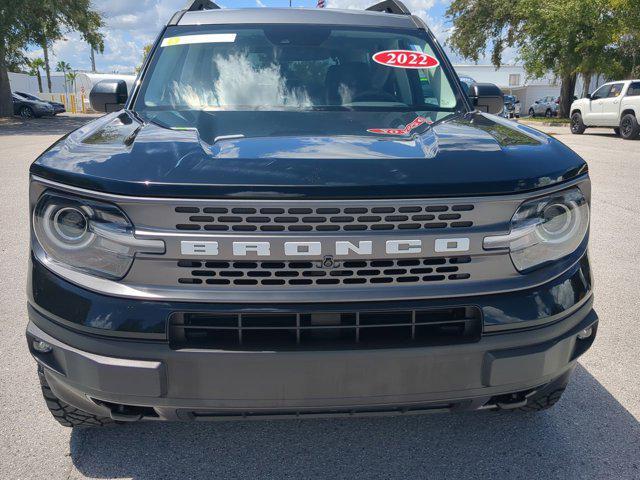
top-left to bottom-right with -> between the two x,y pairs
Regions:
17,92 -> 38,101
136,24 -> 462,116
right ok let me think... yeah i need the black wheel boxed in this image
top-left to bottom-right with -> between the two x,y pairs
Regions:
619,113 -> 640,140
19,106 -> 34,119
529,108 -> 535,117
613,127 -> 621,136
545,109 -> 552,118
38,367 -> 113,428
570,112 -> 586,134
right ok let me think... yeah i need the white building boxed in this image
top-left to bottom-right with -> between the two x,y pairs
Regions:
453,64 -> 602,111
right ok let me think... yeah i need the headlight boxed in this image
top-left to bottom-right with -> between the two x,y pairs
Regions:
33,192 -> 164,280
484,187 -> 589,272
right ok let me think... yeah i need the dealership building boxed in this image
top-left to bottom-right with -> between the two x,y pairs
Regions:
454,64 -> 603,111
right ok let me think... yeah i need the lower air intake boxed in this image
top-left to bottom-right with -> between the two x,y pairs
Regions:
169,306 -> 482,351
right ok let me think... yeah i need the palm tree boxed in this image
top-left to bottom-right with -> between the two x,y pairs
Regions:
56,60 -> 71,73
65,71 -> 78,94
28,58 -> 46,93
56,61 -> 72,94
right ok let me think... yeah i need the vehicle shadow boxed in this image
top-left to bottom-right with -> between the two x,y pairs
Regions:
69,364 -> 640,479
0,115 -> 100,137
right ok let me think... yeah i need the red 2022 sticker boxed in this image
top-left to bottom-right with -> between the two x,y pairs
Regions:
367,116 -> 432,135
372,50 -> 439,69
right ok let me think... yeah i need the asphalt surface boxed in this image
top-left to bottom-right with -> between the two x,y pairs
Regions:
0,115 -> 639,480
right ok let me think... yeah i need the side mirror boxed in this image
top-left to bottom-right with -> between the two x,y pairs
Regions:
90,80 -> 128,113
468,83 -> 504,115
586,93 -> 592,100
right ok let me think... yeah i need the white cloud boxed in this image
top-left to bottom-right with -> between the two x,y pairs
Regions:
165,53 -> 312,108
23,1 -> 507,77
326,0 -> 435,17
326,1 -> 446,43
27,0 -> 185,73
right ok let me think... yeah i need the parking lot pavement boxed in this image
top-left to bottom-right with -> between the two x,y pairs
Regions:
0,117 -> 638,480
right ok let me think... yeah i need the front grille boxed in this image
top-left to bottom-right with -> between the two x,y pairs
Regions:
174,204 -> 475,232
177,256 -> 473,287
169,307 -> 482,350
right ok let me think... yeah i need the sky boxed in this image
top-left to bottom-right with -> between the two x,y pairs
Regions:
26,0 -> 504,74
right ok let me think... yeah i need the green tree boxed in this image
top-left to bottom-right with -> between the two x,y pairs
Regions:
0,0 -> 104,117
65,71 -> 77,94
446,0 -> 622,117
135,43 -> 154,74
56,60 -> 71,93
28,57 -> 46,93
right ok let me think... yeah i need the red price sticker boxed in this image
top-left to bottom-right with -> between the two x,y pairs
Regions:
372,50 -> 439,69
367,116 -> 432,135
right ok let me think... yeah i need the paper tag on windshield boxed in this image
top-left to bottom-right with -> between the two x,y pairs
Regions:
161,33 -> 237,47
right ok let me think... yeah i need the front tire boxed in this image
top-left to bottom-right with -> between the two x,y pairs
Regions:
38,367 -> 113,428
545,109 -> 552,118
19,106 -> 34,119
619,114 -> 640,140
529,108 -> 535,117
570,112 -> 586,134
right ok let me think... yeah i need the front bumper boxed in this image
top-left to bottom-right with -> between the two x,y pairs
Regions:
27,298 -> 597,421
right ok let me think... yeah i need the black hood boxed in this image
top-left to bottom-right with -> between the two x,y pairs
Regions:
31,110 -> 587,199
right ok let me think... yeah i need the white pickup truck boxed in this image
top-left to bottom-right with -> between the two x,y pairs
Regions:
570,79 -> 640,139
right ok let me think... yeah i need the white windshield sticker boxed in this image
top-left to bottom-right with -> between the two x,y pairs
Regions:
161,33 -> 237,47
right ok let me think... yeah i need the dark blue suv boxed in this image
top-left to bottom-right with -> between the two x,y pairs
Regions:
26,1 -> 597,426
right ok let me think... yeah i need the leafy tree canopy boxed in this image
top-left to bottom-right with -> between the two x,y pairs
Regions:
446,0 -> 635,116
0,0 -> 104,116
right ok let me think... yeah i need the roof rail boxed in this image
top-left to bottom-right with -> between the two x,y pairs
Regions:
184,0 -> 220,11
168,0 -> 220,25
366,0 -> 411,15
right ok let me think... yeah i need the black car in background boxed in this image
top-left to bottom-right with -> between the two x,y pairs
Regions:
12,93 -> 55,119
16,92 -> 66,115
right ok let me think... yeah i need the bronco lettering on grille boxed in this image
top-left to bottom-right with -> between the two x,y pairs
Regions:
180,239 -> 470,257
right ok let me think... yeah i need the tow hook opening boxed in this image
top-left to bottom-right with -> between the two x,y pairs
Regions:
92,399 -> 159,422
487,388 -> 538,410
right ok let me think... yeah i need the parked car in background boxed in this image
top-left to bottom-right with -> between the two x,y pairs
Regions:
528,96 -> 558,117
16,92 -> 66,115
11,93 -> 54,119
570,80 -> 640,140
500,95 -> 520,118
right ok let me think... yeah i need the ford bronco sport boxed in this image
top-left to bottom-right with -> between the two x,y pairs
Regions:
27,0 -> 597,426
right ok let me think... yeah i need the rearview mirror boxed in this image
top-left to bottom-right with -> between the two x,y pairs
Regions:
468,83 -> 504,115
90,80 -> 128,113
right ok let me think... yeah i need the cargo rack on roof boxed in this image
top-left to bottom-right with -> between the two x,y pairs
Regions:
169,0 -> 413,26
168,0 -> 220,25
186,0 -> 221,11
366,1 -> 412,15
